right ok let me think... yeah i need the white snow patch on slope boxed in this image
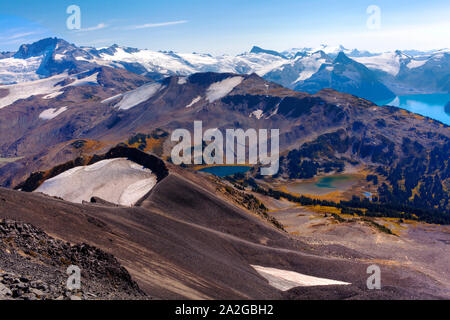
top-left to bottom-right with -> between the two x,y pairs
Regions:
250,109 -> 264,119
177,77 -> 187,85
68,72 -> 99,87
0,71 -> 103,109
252,265 -> 350,291
354,52 -> 402,76
54,54 -> 65,61
99,47 -> 196,75
39,106 -> 68,120
407,59 -> 427,69
0,56 -> 43,85
35,158 -> 156,206
75,56 -> 90,61
96,47 -> 286,78
206,76 -> 243,103
114,82 -> 163,110
0,73 -> 68,109
101,93 -> 123,104
186,96 -> 202,108
294,54 -> 328,82
43,91 -> 64,100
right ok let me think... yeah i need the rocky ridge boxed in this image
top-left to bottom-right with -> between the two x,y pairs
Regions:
0,219 -> 146,300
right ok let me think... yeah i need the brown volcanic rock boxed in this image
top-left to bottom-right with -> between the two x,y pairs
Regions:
0,219 -> 146,300
0,165 -> 447,299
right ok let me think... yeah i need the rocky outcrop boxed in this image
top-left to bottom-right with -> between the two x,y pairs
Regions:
0,219 -> 146,300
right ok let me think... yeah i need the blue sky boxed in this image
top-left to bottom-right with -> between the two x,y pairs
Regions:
0,0 -> 449,54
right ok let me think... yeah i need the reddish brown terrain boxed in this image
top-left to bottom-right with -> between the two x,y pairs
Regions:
0,150 -> 448,299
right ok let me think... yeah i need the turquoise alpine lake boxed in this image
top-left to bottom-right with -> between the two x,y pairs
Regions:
376,93 -> 450,125
286,174 -> 358,196
198,165 -> 251,177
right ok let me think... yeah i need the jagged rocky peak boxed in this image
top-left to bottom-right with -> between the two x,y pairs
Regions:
250,46 -> 287,58
13,38 -> 75,59
334,51 -> 353,63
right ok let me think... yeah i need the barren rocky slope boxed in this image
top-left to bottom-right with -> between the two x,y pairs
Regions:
0,70 -> 448,219
0,151 -> 448,299
0,219 -> 146,300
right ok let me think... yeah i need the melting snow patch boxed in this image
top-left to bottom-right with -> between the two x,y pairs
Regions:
294,55 -> 328,82
252,265 -> 350,291
0,56 -> 43,85
249,109 -> 264,119
35,158 -> 157,206
54,54 -> 65,61
68,72 -> 99,87
186,96 -> 202,108
114,83 -> 163,110
43,91 -> 64,100
39,107 -> 68,120
101,93 -> 123,104
354,52 -> 402,76
178,77 -> 187,85
206,76 -> 243,103
0,73 -> 68,109
407,59 -> 427,69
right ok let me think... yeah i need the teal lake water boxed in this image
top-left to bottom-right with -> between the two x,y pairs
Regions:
376,94 -> 450,125
198,166 -> 251,177
286,174 -> 358,196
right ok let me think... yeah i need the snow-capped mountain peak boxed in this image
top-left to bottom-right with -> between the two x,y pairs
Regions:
1,38 -> 448,101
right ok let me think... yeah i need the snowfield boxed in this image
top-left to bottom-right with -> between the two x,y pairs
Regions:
35,158 -> 157,206
0,73 -> 68,109
251,265 -> 350,291
294,53 -> 329,82
407,59 -> 428,69
39,106 -> 68,120
249,109 -> 264,119
92,46 -> 287,77
206,76 -> 243,102
177,77 -> 187,85
101,93 -> 123,104
354,52 -> 405,76
0,56 -> 43,85
114,82 -> 163,110
69,72 -> 99,87
186,95 -> 202,108
0,71 -> 102,109
97,47 -> 196,75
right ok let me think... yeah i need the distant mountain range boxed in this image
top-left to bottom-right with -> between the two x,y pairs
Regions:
1,38 -> 449,101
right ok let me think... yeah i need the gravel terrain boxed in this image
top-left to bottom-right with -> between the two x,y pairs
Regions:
0,219 -> 146,300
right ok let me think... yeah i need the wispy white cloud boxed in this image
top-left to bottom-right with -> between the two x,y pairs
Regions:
8,31 -> 41,40
123,20 -> 188,30
0,29 -> 44,46
0,38 -> 41,46
0,30 -> 43,41
76,23 -> 108,32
